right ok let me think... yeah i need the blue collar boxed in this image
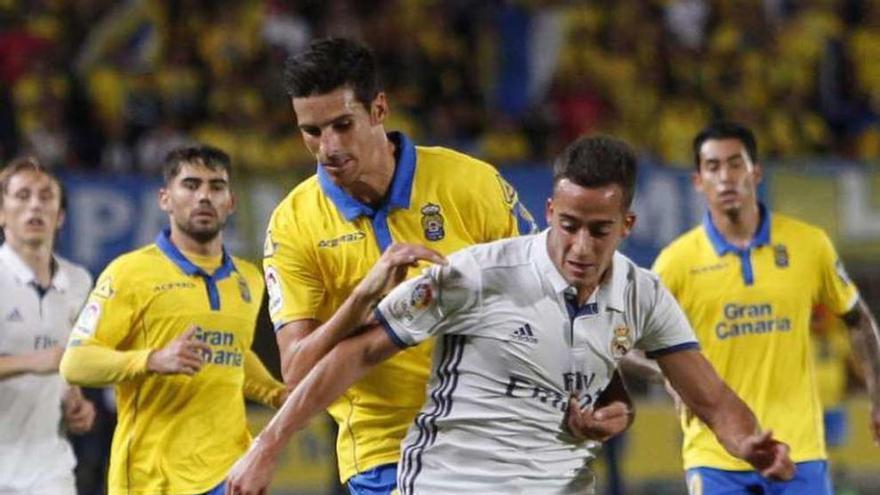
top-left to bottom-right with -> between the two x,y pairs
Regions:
155,229 -> 236,280
703,203 -> 771,256
317,131 -> 416,221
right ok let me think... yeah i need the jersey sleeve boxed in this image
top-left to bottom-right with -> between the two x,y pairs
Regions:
472,169 -> 538,242
815,230 -> 859,315
60,260 -> 153,386
242,349 -> 286,408
263,202 -> 325,330
636,278 -> 700,358
374,250 -> 481,348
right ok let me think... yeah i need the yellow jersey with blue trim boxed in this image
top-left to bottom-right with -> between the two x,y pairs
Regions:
62,230 -> 272,495
263,132 -> 537,482
652,206 -> 858,471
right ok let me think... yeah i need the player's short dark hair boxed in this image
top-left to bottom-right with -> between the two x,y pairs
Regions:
692,121 -> 758,170
552,135 -> 638,211
283,37 -> 382,111
162,145 -> 232,184
0,156 -> 66,211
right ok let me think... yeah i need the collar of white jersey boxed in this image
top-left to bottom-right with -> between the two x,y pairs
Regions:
534,228 -> 627,312
0,243 -> 69,291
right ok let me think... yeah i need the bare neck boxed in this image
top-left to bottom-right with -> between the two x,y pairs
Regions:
169,229 -> 223,257
709,202 -> 761,249
6,236 -> 54,287
346,139 -> 397,206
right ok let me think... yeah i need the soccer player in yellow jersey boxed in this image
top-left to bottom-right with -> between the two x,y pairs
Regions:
653,121 -> 880,495
60,146 -> 286,495
256,38 -> 537,494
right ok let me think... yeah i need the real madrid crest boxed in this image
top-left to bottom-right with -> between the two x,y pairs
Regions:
611,325 -> 633,359
237,274 -> 252,303
420,203 -> 445,241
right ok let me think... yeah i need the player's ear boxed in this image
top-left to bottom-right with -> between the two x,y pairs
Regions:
56,208 -> 65,230
753,161 -> 763,185
621,211 -> 636,238
370,92 -> 389,125
545,197 -> 554,226
691,167 -> 703,192
228,191 -> 238,214
158,187 -> 171,213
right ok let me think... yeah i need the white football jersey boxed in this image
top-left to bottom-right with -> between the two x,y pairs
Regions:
0,244 -> 92,492
376,230 -> 698,494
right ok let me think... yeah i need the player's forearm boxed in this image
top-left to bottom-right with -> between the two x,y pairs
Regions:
243,349 -> 287,408
0,354 -> 42,380
281,290 -> 380,389
260,326 -> 397,456
698,385 -> 762,459
660,350 -> 760,459
847,299 -> 880,406
60,343 -> 152,387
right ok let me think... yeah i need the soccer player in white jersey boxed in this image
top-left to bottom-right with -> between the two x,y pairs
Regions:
0,157 -> 95,495
227,136 -> 795,495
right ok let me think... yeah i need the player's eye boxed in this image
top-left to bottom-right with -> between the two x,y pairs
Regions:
333,120 -> 352,132
14,190 -> 29,200
301,127 -> 320,137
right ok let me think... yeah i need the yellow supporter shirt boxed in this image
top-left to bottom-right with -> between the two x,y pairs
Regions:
264,132 -> 537,482
653,206 -> 858,471
60,230 -> 284,495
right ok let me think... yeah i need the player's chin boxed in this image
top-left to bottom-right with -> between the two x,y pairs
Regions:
184,223 -> 222,243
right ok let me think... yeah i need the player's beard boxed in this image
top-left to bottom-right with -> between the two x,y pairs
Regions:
176,216 -> 225,244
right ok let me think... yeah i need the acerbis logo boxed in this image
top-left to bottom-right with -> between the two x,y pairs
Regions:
510,323 -> 537,344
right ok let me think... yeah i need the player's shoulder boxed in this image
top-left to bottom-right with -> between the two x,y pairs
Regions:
415,145 -> 500,180
54,254 -> 93,289
616,251 -> 664,291
771,211 -> 829,242
269,174 -> 321,225
100,244 -> 164,280
454,233 -> 537,270
661,224 -> 706,257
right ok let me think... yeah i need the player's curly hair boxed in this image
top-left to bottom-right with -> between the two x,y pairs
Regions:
283,37 -> 382,112
552,135 -> 638,211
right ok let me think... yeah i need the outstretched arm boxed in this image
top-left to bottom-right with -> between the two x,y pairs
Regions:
842,298 -> 880,444
61,325 -> 210,387
658,349 -> 795,480
226,325 -> 401,495
276,243 -> 447,391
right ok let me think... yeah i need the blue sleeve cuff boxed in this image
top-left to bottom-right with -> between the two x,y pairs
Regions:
373,308 -> 410,349
645,341 -> 700,359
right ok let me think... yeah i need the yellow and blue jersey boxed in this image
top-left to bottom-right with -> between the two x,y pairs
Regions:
264,132 -> 536,482
61,230 -> 282,495
653,205 -> 858,471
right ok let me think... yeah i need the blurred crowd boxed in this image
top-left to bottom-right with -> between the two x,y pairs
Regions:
1,0 -> 878,173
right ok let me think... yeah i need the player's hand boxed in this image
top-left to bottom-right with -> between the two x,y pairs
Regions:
566,396 -> 633,442
23,347 -> 65,374
147,325 -> 211,375
63,387 -> 96,434
354,243 -> 447,302
738,430 -> 796,481
226,436 -> 280,495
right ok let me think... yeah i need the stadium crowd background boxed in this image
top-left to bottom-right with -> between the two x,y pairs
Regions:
2,0 -> 880,171
1,1 -> 879,494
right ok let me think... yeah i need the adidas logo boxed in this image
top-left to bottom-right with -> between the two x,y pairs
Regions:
511,323 -> 538,344
6,308 -> 23,322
